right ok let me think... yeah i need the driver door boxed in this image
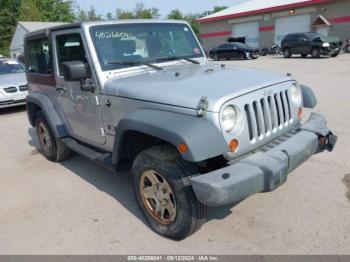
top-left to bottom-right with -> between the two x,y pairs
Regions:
52,29 -> 105,145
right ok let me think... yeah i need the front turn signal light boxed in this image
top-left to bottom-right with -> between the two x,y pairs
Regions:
178,143 -> 188,153
229,139 -> 239,153
298,107 -> 303,120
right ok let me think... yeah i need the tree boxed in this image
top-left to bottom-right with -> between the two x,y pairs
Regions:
75,6 -> 101,22
167,9 -> 200,37
19,0 -> 43,21
134,2 -> 160,19
0,0 -> 21,56
87,6 -> 102,21
116,2 -> 160,19
0,0 -> 75,56
43,0 -> 75,22
213,6 -> 228,13
19,0 -> 75,22
167,9 -> 184,20
76,8 -> 88,22
200,6 -> 227,18
106,12 -> 113,20
116,8 -> 134,19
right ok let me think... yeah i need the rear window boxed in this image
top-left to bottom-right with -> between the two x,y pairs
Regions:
27,38 -> 51,74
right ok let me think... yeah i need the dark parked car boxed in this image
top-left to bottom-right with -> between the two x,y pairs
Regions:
281,32 -> 340,58
209,42 -> 259,60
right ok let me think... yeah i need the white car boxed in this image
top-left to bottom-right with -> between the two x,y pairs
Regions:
0,58 -> 28,108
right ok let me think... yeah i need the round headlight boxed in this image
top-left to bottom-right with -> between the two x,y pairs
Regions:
222,106 -> 237,132
291,84 -> 302,107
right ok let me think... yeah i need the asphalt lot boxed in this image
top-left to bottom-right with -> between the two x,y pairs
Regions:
0,55 -> 349,255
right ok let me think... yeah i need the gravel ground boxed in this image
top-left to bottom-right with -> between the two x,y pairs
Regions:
0,55 -> 349,255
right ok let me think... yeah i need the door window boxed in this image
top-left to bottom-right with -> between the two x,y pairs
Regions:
298,35 -> 309,42
27,38 -> 51,74
56,33 -> 87,76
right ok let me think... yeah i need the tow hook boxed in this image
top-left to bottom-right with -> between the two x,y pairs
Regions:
318,132 -> 337,152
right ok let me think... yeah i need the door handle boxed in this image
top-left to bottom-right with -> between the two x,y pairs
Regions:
56,86 -> 67,92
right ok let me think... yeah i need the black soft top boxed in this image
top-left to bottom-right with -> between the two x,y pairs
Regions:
24,23 -> 82,42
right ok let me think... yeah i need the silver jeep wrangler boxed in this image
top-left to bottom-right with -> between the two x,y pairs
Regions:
24,20 -> 337,240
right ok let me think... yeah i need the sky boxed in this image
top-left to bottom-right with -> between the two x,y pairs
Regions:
75,0 -> 247,18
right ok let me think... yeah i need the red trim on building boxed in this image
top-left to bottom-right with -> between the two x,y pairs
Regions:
200,30 -> 231,38
330,15 -> 350,24
197,0 -> 334,23
259,25 -> 275,32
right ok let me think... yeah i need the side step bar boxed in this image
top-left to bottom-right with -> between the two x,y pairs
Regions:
61,138 -> 115,172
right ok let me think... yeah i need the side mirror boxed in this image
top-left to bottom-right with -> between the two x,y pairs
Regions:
62,61 -> 89,82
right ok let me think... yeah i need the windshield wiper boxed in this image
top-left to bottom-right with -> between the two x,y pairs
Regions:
107,60 -> 163,71
156,56 -> 200,64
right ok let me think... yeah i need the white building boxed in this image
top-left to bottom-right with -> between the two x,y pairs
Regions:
10,21 -> 67,58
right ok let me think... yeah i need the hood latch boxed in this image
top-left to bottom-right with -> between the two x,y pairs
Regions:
197,96 -> 209,117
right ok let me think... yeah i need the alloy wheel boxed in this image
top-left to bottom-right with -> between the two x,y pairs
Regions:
139,170 -> 177,225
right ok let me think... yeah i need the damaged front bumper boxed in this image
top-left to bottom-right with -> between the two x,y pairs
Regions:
190,113 -> 337,207
321,47 -> 339,56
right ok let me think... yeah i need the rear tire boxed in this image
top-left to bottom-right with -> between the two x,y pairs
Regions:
132,145 -> 207,240
283,48 -> 292,58
35,111 -> 71,162
311,48 -> 321,58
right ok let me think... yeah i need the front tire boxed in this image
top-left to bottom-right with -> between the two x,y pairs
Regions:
132,145 -> 207,240
238,53 -> 245,60
283,48 -> 292,58
35,111 -> 71,162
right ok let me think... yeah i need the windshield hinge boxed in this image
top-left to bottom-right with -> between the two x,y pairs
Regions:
197,96 -> 209,117
95,95 -> 100,106
100,127 -> 106,137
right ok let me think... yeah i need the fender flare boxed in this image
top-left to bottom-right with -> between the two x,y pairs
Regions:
26,92 -> 68,138
301,85 -> 317,108
112,109 -> 228,164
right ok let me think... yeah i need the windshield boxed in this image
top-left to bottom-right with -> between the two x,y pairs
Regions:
90,23 -> 204,71
0,60 -> 25,75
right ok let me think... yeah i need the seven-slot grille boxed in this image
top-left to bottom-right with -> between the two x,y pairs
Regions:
244,89 -> 292,142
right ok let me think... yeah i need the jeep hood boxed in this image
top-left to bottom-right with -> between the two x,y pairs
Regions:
104,63 -> 292,112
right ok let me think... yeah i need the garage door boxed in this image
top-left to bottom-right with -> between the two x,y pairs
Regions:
275,14 -> 311,43
232,21 -> 259,48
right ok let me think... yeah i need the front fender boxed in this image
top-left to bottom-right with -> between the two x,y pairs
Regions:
301,85 -> 317,108
26,92 -> 68,138
112,109 -> 228,164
